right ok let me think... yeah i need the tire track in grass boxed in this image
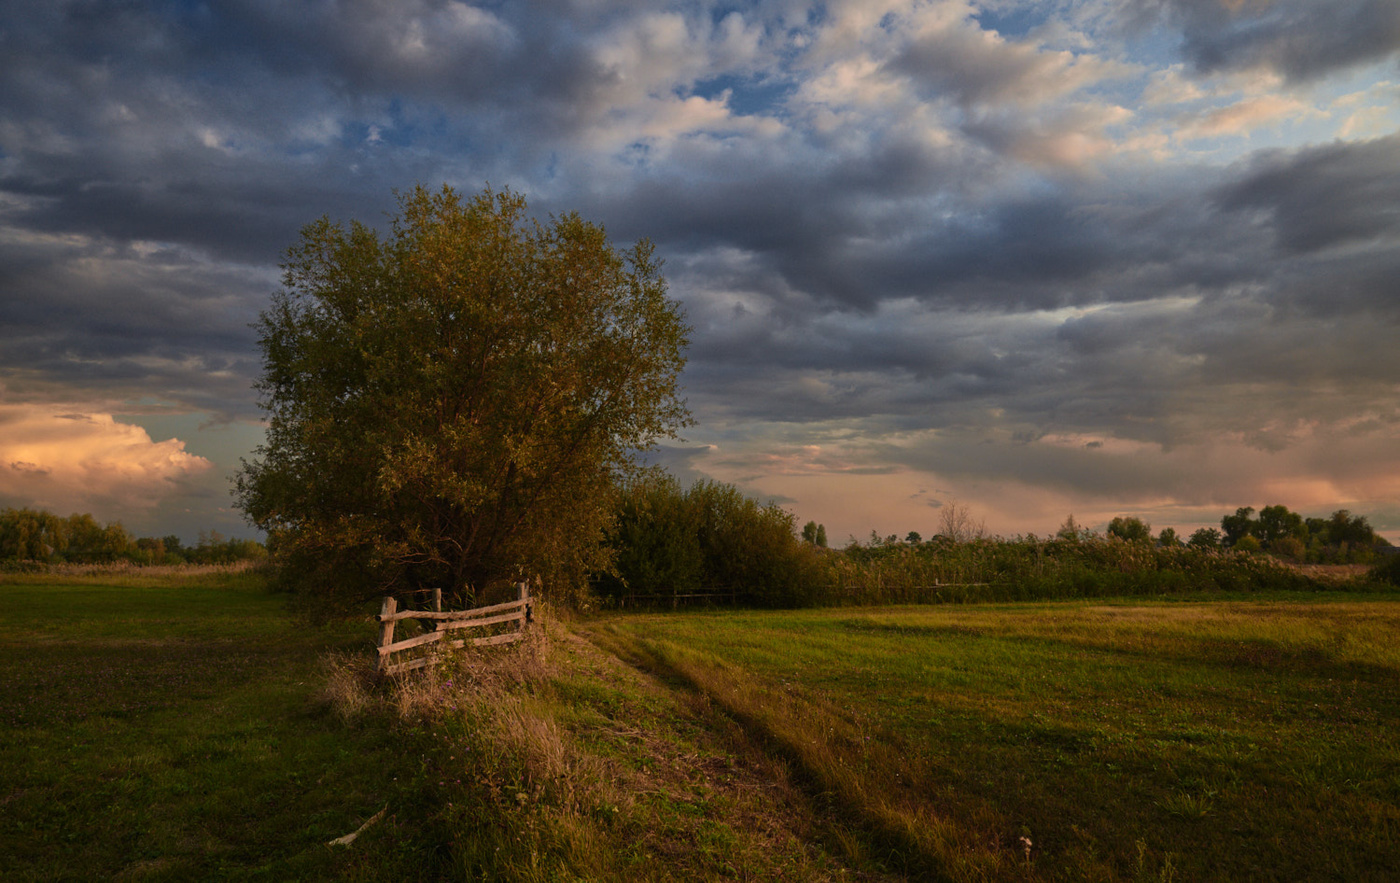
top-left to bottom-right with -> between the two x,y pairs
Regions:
582,622 -> 1016,882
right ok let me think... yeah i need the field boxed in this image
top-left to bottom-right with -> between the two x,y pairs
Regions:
0,569 -> 444,881
586,598 -> 1400,880
4,570 -> 1399,880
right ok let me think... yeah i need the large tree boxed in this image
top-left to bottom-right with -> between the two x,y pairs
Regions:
236,185 -> 690,606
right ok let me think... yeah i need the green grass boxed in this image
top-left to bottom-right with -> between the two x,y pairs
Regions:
0,568 -> 446,881
11,568 -> 1398,880
583,594 -> 1400,881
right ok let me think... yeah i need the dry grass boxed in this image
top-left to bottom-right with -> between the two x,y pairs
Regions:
8,560 -> 267,580
319,617 -> 642,877
1287,562 -> 1372,583
318,610 -> 884,880
319,612 -> 552,721
319,651 -> 380,724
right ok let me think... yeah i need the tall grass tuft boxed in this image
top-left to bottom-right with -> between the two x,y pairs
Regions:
321,617 -> 642,880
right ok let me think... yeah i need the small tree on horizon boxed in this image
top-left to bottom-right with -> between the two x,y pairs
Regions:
1056,513 -> 1093,542
1188,527 -> 1222,549
1107,516 -> 1152,543
1221,507 -> 1258,547
941,500 -> 986,543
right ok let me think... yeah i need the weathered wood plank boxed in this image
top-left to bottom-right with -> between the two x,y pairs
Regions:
376,597 -> 398,672
381,631 -> 519,673
383,654 -> 437,675
377,628 -> 446,656
436,610 -> 525,631
374,597 -> 527,623
471,631 -> 524,647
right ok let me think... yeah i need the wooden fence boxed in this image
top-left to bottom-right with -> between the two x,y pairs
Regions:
375,581 -> 532,676
614,588 -> 749,609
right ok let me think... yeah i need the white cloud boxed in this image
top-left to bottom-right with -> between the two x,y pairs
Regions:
1176,93 -> 1320,138
0,404 -> 212,517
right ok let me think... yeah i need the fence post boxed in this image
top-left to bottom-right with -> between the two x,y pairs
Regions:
519,579 -> 532,625
432,587 -> 442,613
376,596 -> 398,673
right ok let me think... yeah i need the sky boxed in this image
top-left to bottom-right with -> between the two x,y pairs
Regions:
2,0 -> 1399,545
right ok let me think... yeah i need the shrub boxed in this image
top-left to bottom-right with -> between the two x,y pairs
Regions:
1369,554 -> 1400,587
597,475 -> 823,607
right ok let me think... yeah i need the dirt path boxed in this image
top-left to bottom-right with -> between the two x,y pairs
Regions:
552,622 -> 899,880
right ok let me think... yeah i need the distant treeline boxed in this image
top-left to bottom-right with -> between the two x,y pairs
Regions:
0,507 -> 266,566
1098,505 -> 1391,564
598,478 -> 1398,608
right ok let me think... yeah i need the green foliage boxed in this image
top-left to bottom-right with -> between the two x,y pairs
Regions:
1056,513 -> 1094,542
821,533 -> 1318,606
1220,507 -> 1257,547
236,185 -> 690,607
1107,515 -> 1152,543
1257,504 -> 1306,547
1157,527 -> 1180,547
601,470 -> 706,596
1216,504 -> 1384,563
1233,534 -> 1262,554
1188,527 -> 1221,549
1311,509 -> 1384,563
0,507 -> 264,567
0,508 -> 68,562
1369,553 -> 1400,586
599,474 -> 823,607
1269,535 -> 1306,562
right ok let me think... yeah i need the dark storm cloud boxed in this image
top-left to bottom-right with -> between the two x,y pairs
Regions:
1132,0 -> 1400,82
1215,133 -> 1400,257
589,171 -> 1184,314
0,1 -> 621,258
0,233 -> 269,418
0,0 -> 1397,537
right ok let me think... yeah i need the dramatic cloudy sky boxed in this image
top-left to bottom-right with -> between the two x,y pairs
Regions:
3,0 -> 1399,544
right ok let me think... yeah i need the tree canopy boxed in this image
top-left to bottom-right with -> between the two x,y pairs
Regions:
236,185 -> 690,606
1107,515 -> 1152,543
598,472 -> 821,607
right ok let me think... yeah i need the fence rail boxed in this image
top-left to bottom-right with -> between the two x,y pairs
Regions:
614,588 -> 749,608
611,581 -> 1002,609
375,581 -> 532,676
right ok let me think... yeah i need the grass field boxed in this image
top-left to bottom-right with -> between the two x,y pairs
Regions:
6,570 -> 1398,881
585,595 -> 1400,881
0,568 -> 446,881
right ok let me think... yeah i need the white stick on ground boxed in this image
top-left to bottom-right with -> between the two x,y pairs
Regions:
327,805 -> 388,847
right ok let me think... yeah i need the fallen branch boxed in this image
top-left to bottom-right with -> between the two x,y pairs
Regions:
327,805 -> 387,847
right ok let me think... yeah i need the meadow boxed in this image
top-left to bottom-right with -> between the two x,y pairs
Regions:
0,569 -> 445,881
4,569 -> 1398,880
586,597 -> 1400,880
